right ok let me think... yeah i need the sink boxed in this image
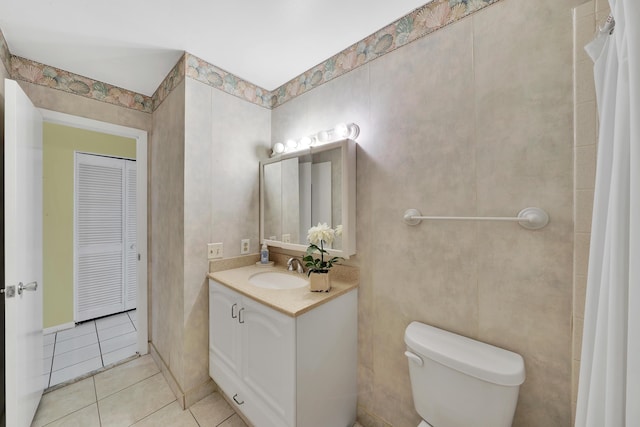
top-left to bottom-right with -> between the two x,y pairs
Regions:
249,271 -> 308,290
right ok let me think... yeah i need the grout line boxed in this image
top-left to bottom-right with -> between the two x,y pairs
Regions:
93,376 -> 103,427
134,400 -> 177,425
218,413 -> 235,426
96,370 -> 161,401
94,320 -> 105,368
47,332 -> 57,388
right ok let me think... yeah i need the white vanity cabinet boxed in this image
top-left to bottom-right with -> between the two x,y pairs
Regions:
209,279 -> 358,427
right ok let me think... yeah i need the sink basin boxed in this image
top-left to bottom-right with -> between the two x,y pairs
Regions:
249,271 -> 308,290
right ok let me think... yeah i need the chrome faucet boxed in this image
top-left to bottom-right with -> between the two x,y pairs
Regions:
287,257 -> 305,274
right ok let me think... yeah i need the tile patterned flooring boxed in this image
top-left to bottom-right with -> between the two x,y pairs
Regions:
43,310 -> 138,388
32,355 -> 249,427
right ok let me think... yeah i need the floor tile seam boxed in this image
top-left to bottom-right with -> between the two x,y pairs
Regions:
216,412 -> 237,426
47,334 -> 58,388
54,336 -> 99,354
40,401 -> 97,427
50,356 -> 103,381
124,399 -> 179,426
99,330 -> 137,346
95,370 -> 164,402
102,343 -> 138,358
97,327 -> 136,342
51,351 -> 102,373
100,335 -> 135,355
92,377 -> 103,427
95,318 -> 106,367
96,316 -> 135,331
51,349 -> 99,372
53,340 -> 100,357
55,326 -> 97,343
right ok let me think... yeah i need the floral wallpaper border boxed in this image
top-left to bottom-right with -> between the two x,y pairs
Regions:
271,0 -> 500,108
10,56 -> 154,113
0,28 -> 11,76
152,54 -> 186,110
185,53 -> 273,109
0,0 -> 500,112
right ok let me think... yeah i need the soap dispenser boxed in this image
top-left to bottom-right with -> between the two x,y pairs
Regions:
260,243 -> 269,264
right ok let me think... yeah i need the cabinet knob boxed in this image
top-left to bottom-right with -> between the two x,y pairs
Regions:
233,393 -> 244,405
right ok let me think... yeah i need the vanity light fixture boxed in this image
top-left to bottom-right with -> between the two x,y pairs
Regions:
271,122 -> 360,156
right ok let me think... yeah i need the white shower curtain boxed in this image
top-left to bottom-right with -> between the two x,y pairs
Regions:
575,1 -> 640,426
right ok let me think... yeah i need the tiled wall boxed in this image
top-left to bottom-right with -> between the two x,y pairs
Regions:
272,0 -> 578,425
571,0 -> 609,422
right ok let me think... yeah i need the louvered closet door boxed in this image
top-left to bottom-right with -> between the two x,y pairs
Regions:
75,153 -> 136,322
124,161 -> 137,310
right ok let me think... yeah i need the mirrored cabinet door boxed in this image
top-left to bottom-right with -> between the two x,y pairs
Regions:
260,139 -> 356,257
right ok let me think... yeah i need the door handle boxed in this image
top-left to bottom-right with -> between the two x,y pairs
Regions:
238,307 -> 245,324
18,281 -> 38,296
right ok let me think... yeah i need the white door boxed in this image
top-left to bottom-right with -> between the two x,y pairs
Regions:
75,154 -> 137,321
124,161 -> 137,310
4,79 -> 44,426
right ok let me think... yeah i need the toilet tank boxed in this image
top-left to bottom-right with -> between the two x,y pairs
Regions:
404,322 -> 525,427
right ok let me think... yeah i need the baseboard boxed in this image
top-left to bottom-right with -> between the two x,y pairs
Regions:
43,322 -> 75,335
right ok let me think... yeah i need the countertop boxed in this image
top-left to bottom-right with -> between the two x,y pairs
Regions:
208,264 -> 359,317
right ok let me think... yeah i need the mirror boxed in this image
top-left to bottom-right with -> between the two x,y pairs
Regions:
260,139 -> 356,257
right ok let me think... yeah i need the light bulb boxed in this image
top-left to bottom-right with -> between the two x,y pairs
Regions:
286,139 -> 298,150
273,142 -> 285,154
317,130 -> 331,143
299,136 -> 313,148
334,123 -> 349,139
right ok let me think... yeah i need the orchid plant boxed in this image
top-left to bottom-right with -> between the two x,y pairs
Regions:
303,223 -> 343,276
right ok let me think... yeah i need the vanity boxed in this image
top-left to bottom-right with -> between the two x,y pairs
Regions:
208,265 -> 358,427
208,138 -> 359,426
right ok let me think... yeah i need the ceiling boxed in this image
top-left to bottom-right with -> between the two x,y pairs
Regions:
0,0 -> 430,96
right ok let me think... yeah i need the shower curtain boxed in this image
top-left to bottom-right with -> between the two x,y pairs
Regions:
575,1 -> 640,426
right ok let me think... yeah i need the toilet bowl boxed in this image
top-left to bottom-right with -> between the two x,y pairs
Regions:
404,321 -> 525,427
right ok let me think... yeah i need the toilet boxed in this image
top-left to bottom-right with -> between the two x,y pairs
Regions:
404,321 -> 525,427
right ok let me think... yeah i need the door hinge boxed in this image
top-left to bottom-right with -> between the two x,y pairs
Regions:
1,285 -> 16,298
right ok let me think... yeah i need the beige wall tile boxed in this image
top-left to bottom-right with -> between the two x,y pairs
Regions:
575,144 -> 597,189
150,80 -> 186,387
575,59 -> 597,103
574,274 -> 588,319
574,232 -> 591,277
575,189 -> 595,233
574,15 -> 596,64
574,1 -> 595,18
575,101 -> 597,146
271,1 -> 576,425
573,316 -> 585,359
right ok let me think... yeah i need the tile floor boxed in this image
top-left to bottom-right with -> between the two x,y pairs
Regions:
43,310 -> 138,388
32,354 -> 249,427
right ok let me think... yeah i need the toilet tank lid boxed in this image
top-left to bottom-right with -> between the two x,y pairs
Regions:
404,322 -> 525,386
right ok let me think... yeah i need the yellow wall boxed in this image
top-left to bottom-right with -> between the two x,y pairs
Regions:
43,123 -> 136,329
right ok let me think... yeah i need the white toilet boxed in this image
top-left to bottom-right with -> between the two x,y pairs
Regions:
404,321 -> 525,427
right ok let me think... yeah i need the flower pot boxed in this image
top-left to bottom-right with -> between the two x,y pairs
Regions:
309,270 -> 331,292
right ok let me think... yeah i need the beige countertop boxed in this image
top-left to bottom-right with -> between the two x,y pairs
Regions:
208,264 -> 359,317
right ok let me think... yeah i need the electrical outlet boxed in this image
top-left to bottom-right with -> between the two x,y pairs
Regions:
208,242 -> 223,259
241,239 -> 250,255
282,234 -> 291,243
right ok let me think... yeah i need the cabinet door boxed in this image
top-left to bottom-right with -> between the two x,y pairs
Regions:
209,281 -> 241,386
241,297 -> 296,426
